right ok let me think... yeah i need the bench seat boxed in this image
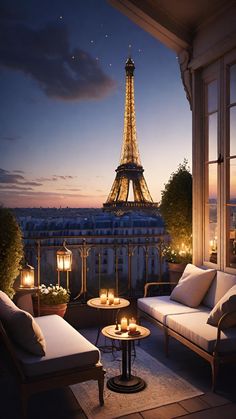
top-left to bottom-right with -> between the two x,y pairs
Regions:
16,315 -> 100,377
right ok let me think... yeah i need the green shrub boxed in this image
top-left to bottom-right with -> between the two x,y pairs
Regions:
0,207 -> 23,298
160,161 -> 192,262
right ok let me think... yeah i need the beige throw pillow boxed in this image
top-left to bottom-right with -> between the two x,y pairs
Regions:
207,285 -> 236,328
0,291 -> 46,356
170,264 -> 216,308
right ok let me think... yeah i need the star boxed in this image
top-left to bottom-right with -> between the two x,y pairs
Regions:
90,40 -> 94,44
109,63 -> 112,67
59,16 -> 63,20
138,49 -> 142,53
96,57 -> 99,61
105,34 -> 108,38
71,56 -> 75,60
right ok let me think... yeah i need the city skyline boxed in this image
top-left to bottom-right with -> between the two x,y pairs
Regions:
0,0 -> 192,208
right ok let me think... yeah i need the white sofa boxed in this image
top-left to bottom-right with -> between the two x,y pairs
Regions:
137,269 -> 236,390
0,291 -> 105,418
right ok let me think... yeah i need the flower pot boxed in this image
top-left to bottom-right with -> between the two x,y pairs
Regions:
33,299 -> 67,317
168,262 -> 186,283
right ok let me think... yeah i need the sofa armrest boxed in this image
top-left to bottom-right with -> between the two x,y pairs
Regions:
215,311 -> 236,354
144,281 -> 178,297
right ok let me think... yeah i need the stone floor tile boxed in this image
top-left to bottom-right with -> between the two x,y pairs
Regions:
140,402 -> 188,419
179,396 -> 209,413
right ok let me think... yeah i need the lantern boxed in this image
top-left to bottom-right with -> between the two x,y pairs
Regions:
20,264 -> 35,288
56,241 -> 72,272
56,241 -> 72,290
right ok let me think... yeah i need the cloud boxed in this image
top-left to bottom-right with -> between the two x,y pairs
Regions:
0,168 -> 42,186
0,184 -> 33,191
0,136 -> 21,142
56,188 -> 81,192
36,175 -> 77,182
0,13 -> 116,100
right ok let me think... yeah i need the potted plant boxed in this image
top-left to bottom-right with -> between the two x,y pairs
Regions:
160,161 -> 192,282
33,284 -> 70,317
0,207 -> 23,298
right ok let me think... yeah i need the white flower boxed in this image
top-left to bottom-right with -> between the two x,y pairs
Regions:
63,290 -> 67,295
44,289 -> 49,294
52,291 -> 57,296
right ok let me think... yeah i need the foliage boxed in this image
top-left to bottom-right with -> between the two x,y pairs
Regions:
160,161 -> 192,263
162,245 -> 192,264
37,284 -> 70,305
0,207 -> 23,298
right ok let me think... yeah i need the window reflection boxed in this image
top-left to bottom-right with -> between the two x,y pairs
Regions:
208,113 -> 218,161
230,64 -> 236,105
205,163 -> 217,264
230,159 -> 236,202
230,107 -> 236,156
208,80 -> 217,113
208,163 -> 217,202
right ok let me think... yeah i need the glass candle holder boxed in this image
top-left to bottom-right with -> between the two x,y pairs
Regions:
113,297 -> 120,305
108,288 -> 114,305
99,289 -> 107,304
120,317 -> 128,332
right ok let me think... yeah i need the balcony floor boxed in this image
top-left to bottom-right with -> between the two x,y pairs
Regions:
1,319 -> 236,419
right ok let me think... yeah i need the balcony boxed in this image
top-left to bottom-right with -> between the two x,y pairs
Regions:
1,229 -> 236,418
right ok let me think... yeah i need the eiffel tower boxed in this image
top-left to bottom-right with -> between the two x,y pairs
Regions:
103,57 -> 158,214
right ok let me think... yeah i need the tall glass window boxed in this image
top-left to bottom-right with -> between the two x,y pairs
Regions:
227,64 -> 236,268
204,80 -> 218,264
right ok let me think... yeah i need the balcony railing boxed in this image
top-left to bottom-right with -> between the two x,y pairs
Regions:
23,232 -> 169,300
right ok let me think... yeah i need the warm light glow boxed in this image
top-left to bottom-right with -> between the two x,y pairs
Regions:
108,290 -> 114,305
56,241 -> 72,271
114,297 -> 120,305
120,317 -> 128,332
20,264 -> 35,288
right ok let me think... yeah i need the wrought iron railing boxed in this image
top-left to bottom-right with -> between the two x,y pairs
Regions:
23,232 -> 168,300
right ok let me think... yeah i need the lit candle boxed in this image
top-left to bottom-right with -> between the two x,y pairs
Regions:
128,323 -> 137,334
120,317 -> 128,332
108,292 -> 114,305
114,297 -> 120,305
100,294 -> 107,304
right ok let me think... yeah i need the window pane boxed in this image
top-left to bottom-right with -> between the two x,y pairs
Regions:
205,204 -> 217,264
205,163 -> 217,264
230,159 -> 236,203
230,107 -> 236,156
227,207 -> 236,268
208,113 -> 218,161
230,64 -> 236,104
208,163 -> 217,202
208,80 -> 217,113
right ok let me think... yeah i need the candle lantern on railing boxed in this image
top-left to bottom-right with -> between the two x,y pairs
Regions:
56,241 -> 72,290
20,263 -> 35,288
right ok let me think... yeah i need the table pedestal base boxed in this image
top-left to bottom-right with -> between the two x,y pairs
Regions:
107,375 -> 146,393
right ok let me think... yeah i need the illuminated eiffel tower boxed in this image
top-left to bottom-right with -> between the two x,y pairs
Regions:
103,57 -> 158,214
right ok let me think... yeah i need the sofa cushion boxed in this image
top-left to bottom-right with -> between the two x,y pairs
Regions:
15,315 -> 100,377
138,295 -> 207,325
203,271 -> 236,309
0,291 -> 46,356
170,264 -> 216,308
166,311 -> 236,353
207,285 -> 236,328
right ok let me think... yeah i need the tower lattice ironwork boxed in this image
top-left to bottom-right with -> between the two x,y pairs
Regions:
103,57 -> 158,214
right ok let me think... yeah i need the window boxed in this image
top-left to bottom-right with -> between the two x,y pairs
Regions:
226,62 -> 236,268
199,50 -> 236,272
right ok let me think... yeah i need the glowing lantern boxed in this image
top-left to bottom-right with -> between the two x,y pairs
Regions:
20,264 -> 35,288
56,241 -> 72,272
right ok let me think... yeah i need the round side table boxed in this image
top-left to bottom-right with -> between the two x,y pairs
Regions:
87,298 -> 130,349
102,324 -> 150,393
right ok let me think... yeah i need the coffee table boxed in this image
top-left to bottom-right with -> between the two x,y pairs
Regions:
102,324 -> 150,393
87,298 -> 130,349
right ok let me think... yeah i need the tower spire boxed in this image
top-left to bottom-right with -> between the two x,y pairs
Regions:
103,57 -> 158,214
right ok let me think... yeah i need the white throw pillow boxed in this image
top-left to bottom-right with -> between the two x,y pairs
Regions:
170,264 -> 216,308
0,291 -> 46,356
207,285 -> 236,328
